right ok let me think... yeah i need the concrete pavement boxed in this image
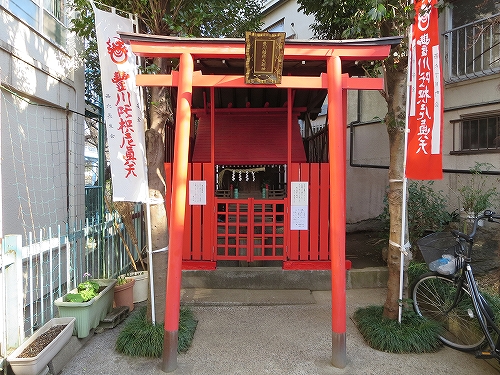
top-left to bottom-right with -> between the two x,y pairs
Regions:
56,287 -> 500,375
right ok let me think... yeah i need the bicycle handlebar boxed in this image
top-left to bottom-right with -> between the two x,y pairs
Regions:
452,210 -> 500,243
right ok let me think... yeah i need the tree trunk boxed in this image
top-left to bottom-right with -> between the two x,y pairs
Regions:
145,57 -> 173,323
150,58 -> 173,137
382,64 -> 408,320
145,128 -> 169,323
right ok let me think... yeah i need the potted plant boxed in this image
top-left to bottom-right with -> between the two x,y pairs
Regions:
113,275 -> 135,312
54,273 -> 116,338
120,270 -> 149,303
7,317 -> 75,375
457,162 -> 499,229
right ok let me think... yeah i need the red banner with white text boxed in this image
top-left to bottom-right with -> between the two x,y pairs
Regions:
406,0 -> 443,180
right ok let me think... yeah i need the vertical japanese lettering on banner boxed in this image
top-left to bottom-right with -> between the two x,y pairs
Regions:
92,5 -> 148,201
407,0 -> 443,180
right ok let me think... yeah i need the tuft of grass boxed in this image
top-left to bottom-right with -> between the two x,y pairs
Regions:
353,305 -> 442,353
178,307 -> 198,353
408,261 -> 429,286
116,306 -> 198,357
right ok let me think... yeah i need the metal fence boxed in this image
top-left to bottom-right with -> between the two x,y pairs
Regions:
1,203 -> 144,357
444,12 -> 500,82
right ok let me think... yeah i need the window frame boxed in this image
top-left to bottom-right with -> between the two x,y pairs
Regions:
443,1 -> 500,83
450,111 -> 500,154
6,0 -> 68,48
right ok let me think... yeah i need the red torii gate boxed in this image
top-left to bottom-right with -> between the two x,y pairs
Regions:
119,32 -> 399,372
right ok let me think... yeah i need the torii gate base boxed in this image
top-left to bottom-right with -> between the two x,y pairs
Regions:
119,31 -> 396,372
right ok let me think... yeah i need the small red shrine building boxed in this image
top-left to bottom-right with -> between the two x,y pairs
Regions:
120,31 -> 400,371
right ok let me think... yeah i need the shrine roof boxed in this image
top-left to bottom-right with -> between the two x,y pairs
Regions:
119,32 -> 402,48
119,32 -> 402,77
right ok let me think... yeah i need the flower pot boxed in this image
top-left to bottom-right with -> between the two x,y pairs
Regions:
113,278 -> 135,311
7,317 -> 75,375
54,279 -> 116,338
121,271 -> 149,303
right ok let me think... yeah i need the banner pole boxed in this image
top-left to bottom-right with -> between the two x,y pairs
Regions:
145,199 -> 155,323
399,24 -> 413,323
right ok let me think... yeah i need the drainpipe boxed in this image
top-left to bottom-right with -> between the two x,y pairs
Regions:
349,92 -> 500,175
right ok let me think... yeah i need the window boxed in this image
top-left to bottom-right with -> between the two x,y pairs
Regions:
265,18 -> 284,33
444,0 -> 500,82
450,0 -> 499,28
452,113 -> 500,152
8,0 -> 67,46
8,0 -> 38,28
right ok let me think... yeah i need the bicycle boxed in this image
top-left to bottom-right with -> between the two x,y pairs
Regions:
411,210 -> 500,359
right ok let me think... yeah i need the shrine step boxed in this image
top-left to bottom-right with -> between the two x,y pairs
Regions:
96,306 -> 129,332
181,266 -> 388,290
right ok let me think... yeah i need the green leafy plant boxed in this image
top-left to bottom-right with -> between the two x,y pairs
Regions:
66,280 -> 100,302
353,304 -> 442,353
116,306 -> 197,356
66,272 -> 101,302
457,162 -> 498,218
379,181 -> 452,246
117,275 -> 132,286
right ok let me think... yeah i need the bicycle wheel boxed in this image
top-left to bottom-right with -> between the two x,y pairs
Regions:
411,272 -> 485,351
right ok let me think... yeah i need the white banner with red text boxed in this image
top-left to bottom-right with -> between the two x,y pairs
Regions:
406,0 -> 443,180
92,5 -> 148,202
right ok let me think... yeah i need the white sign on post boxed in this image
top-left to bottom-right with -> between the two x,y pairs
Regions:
189,180 -> 206,205
290,181 -> 308,230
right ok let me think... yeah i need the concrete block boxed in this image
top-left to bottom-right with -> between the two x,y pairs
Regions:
346,267 -> 388,289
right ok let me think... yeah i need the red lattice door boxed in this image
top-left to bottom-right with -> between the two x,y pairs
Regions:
215,199 -> 286,262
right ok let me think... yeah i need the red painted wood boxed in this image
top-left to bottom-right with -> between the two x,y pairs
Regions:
182,261 -> 216,270
192,113 -> 307,164
283,260 -> 351,270
191,164 -> 202,260
319,163 -> 329,260
299,164 -> 310,261
136,73 -> 385,91
328,55 -> 346,336
168,162 -> 341,269
252,200 -> 286,261
202,163 -> 214,261
288,163 -> 300,261
309,164 -> 320,260
165,53 -> 193,333
182,166 -> 193,260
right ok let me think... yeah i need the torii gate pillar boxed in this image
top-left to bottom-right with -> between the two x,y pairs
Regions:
327,55 -> 347,368
162,52 -> 193,373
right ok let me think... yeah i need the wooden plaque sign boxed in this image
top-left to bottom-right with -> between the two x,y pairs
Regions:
245,31 -> 285,84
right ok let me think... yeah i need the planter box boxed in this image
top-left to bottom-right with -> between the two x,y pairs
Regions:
55,279 -> 116,338
7,317 -> 75,375
121,271 -> 149,303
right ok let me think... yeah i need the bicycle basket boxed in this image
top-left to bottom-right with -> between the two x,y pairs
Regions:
417,232 -> 460,267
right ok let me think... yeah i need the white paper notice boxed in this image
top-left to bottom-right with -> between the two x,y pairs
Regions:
291,182 -> 308,206
291,205 -> 308,230
189,180 -> 206,205
290,181 -> 308,230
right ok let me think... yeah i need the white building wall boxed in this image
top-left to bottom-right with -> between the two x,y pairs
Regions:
0,6 -> 85,238
262,0 -> 315,39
